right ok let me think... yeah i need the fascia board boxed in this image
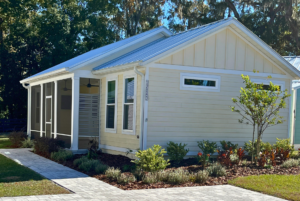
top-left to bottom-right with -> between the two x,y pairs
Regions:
92,61 -> 141,75
20,68 -> 69,84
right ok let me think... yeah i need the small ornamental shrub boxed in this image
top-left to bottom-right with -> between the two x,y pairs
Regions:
207,163 -> 226,177
87,138 -> 99,159
142,172 -> 159,184
244,140 -> 272,157
197,140 -> 217,169
281,159 -> 300,168
117,174 -> 136,184
220,140 -> 238,152
34,137 -> 64,157
105,167 -> 121,181
21,137 -> 34,148
73,156 -> 89,167
132,145 -> 170,172
51,150 -> 73,162
78,160 -> 101,172
166,141 -> 189,164
193,170 -> 209,184
273,138 -> 294,151
156,170 -> 168,182
241,160 -> 248,166
9,130 -> 27,147
132,169 -> 145,181
166,168 -> 190,185
229,154 -> 239,164
122,164 -> 136,172
95,163 -> 109,174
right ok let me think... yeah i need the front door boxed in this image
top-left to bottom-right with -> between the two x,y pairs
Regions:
45,96 -> 52,138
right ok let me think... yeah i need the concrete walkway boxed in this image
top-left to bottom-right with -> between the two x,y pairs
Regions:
0,149 -> 285,201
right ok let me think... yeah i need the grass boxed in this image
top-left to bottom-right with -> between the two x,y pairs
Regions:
0,133 -> 12,149
0,154 -> 70,197
229,174 -> 300,201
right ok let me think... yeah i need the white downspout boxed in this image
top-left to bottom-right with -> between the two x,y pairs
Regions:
134,66 -> 145,150
22,83 -> 31,138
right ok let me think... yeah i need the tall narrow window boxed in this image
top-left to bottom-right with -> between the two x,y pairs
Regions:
106,80 -> 116,129
123,78 -> 134,131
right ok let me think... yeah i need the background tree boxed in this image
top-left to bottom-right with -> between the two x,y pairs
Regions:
231,74 -> 290,161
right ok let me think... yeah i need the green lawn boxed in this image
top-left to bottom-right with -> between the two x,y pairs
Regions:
229,174 -> 300,201
0,154 -> 70,197
0,133 -> 12,149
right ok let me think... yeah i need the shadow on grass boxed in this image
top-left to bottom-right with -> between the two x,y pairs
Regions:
0,154 -> 44,183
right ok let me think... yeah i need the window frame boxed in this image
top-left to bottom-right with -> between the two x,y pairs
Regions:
251,78 -> 285,91
180,73 -> 221,92
105,76 -> 118,133
122,74 -> 137,135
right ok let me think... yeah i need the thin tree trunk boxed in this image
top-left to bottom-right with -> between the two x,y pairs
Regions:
256,124 -> 262,165
251,123 -> 255,163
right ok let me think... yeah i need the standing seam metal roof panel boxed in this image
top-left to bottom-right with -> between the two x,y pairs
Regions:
283,56 -> 300,70
93,18 -> 230,71
25,26 -> 168,79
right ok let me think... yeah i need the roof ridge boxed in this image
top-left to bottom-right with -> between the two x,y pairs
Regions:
173,17 -> 232,36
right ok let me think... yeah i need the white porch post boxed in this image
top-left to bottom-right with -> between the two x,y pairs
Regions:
54,80 -> 58,138
27,86 -> 31,137
40,84 -> 43,137
71,76 -> 79,150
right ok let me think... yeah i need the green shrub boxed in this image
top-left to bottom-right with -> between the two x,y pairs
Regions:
132,169 -> 145,181
193,170 -> 209,184
95,163 -> 109,174
229,154 -> 239,164
273,138 -> 294,151
73,156 -> 89,167
34,137 -> 64,157
166,141 -> 189,164
87,138 -> 99,159
241,159 -> 248,166
9,130 -> 27,148
197,140 -> 217,156
105,167 -> 121,181
21,137 -> 34,148
78,160 -> 101,172
244,140 -> 271,156
132,145 -> 170,172
207,163 -> 227,177
51,150 -> 73,162
166,168 -> 190,185
122,164 -> 136,172
142,172 -> 159,184
220,140 -> 238,151
117,173 -> 136,184
281,159 -> 300,168
156,170 -> 168,182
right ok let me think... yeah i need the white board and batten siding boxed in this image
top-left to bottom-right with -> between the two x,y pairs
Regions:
147,28 -> 291,154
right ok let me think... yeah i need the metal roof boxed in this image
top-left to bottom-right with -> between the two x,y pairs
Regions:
283,56 -> 300,71
25,26 -> 170,80
93,18 -> 230,71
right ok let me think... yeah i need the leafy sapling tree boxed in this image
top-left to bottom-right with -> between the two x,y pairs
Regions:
231,74 -> 290,162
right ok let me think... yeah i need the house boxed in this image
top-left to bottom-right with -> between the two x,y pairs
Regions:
20,17 -> 300,156
285,56 -> 300,150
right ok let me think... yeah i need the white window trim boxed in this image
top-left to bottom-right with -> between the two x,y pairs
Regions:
180,73 -> 221,92
105,76 -> 118,133
122,74 -> 137,135
251,78 -> 286,91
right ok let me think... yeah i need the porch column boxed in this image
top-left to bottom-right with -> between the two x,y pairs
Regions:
54,80 -> 58,138
40,84 -> 43,137
71,76 -> 79,150
27,86 -> 31,137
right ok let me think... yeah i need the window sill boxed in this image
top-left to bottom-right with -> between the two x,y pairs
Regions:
105,129 -> 116,133
122,130 -> 135,135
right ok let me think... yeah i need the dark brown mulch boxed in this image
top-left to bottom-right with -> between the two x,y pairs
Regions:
93,165 -> 300,190
32,151 -> 300,190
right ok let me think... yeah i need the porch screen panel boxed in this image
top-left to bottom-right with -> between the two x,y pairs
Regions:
31,85 -> 41,131
57,78 -> 72,135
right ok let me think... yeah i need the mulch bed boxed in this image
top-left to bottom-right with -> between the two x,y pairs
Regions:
33,151 -> 300,190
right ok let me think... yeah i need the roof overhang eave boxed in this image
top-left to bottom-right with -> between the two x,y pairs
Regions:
92,62 -> 142,75
20,68 -> 70,84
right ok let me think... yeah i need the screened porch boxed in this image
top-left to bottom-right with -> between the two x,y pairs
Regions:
29,77 -> 100,150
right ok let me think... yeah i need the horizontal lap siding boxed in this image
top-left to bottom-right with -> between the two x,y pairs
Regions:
99,73 -> 142,151
147,68 -> 290,153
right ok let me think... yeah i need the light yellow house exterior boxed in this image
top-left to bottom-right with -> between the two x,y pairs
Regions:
21,17 -> 300,156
